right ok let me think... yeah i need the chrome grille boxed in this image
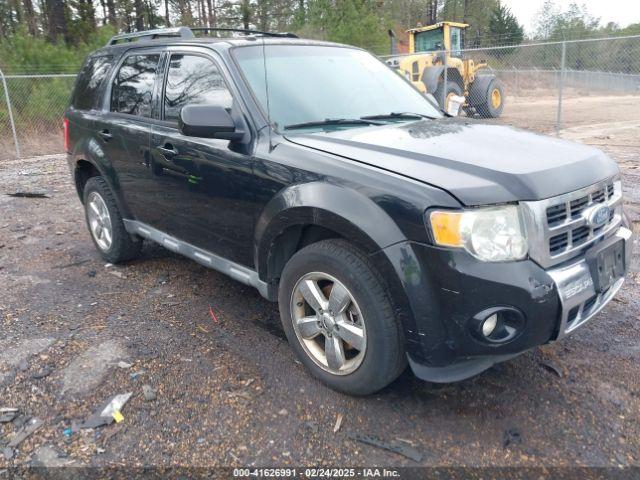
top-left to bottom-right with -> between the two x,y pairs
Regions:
522,178 -> 623,269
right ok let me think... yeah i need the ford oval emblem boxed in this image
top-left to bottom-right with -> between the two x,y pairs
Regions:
586,205 -> 611,228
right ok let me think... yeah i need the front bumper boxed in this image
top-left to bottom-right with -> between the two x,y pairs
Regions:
382,225 -> 633,383
547,226 -> 632,339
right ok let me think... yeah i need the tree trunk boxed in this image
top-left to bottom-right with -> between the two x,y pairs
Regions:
164,0 -> 170,26
241,0 -> 250,30
134,0 -> 145,30
22,0 -> 38,34
106,0 -> 116,25
206,0 -> 213,27
45,0 -> 67,42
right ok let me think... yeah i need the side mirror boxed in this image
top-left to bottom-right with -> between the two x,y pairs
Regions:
179,105 -> 245,141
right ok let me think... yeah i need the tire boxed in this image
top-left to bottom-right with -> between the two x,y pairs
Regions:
434,80 -> 463,113
83,176 -> 142,264
475,78 -> 504,118
278,239 -> 406,395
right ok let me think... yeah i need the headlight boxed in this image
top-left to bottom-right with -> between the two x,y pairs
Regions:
429,205 -> 528,262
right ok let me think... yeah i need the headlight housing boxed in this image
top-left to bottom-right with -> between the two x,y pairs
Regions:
429,205 -> 528,262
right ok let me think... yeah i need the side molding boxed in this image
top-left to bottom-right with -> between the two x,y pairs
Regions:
123,220 -> 271,300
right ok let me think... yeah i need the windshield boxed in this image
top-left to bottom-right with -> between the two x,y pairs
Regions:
414,29 -> 444,52
232,45 -> 441,131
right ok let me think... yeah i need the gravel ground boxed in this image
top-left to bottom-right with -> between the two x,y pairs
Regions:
0,118 -> 639,470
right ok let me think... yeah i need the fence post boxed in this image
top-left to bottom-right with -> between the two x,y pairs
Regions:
0,68 -> 21,158
556,41 -> 566,136
442,51 -> 448,110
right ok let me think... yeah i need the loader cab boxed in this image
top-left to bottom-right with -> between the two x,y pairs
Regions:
408,21 -> 467,57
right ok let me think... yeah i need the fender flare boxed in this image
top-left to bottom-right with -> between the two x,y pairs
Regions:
254,182 -> 406,282
71,136 -> 133,218
421,65 -> 444,94
468,73 -> 496,107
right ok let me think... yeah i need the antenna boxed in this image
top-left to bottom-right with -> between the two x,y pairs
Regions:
261,37 -> 274,150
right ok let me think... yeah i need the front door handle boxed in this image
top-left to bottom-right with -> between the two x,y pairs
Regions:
157,143 -> 178,158
98,130 -> 113,141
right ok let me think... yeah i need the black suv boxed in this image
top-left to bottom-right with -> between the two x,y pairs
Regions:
65,27 -> 633,395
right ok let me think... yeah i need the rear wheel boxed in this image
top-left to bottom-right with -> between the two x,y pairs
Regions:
83,177 -> 142,264
278,239 -> 406,395
434,80 -> 463,113
476,78 -> 504,118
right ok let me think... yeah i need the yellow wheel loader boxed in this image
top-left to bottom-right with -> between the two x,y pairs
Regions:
386,22 -> 504,118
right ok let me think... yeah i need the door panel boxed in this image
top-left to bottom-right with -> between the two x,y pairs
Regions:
147,52 -> 257,267
102,53 -> 160,223
150,126 -> 257,267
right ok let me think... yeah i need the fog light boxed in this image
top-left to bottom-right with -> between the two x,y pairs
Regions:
482,314 -> 498,337
470,307 -> 526,344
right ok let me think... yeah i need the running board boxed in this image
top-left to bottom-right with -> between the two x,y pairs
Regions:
123,220 -> 271,300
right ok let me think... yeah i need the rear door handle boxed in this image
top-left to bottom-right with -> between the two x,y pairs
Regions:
98,130 -> 113,141
157,144 -> 178,158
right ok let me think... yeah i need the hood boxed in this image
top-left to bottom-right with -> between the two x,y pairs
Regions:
284,118 -> 619,205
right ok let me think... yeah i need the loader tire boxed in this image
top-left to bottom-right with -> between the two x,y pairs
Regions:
434,80 -> 463,113
476,78 -> 504,118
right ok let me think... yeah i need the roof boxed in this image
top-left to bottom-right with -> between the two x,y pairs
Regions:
406,22 -> 469,34
93,27 -> 346,56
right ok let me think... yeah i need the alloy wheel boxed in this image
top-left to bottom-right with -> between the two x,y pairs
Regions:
290,272 -> 367,375
87,191 -> 113,251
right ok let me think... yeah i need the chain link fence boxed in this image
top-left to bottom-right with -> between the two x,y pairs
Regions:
1,35 -> 639,160
382,34 -> 640,139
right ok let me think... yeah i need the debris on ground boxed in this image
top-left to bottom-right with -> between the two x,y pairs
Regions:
130,370 -> 145,380
347,433 -> 423,462
278,409 -> 288,416
208,305 -> 219,323
80,393 -> 132,429
142,384 -> 157,402
108,270 -> 125,279
0,408 -> 19,423
540,360 -> 563,378
6,192 -> 50,198
333,413 -> 343,434
31,446 -> 75,467
116,361 -> 132,369
502,428 -> 523,449
7,417 -> 43,452
31,366 -> 52,379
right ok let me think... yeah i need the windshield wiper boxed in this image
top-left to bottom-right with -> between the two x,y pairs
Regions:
284,118 -> 384,130
360,112 -> 436,121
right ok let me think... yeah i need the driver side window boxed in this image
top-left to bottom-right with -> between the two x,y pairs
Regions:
163,54 -> 233,122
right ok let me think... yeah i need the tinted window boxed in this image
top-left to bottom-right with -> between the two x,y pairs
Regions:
72,55 -> 113,110
111,54 -> 160,117
163,54 -> 232,122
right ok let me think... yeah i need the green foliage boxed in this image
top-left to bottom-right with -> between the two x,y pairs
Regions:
306,0 -> 390,53
0,25 -> 116,73
488,3 -> 523,46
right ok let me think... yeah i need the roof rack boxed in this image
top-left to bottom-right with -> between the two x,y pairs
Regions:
107,27 -> 194,46
189,27 -> 298,38
106,26 -> 297,46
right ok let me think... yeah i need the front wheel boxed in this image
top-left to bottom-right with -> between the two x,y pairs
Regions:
278,239 -> 406,395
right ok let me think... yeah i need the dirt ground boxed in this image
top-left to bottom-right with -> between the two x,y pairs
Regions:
0,102 -> 639,471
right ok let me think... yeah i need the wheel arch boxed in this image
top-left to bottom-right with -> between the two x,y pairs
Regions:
254,182 -> 426,360
74,159 -> 102,202
255,182 -> 407,284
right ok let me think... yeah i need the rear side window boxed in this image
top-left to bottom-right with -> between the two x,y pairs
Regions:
111,54 -> 160,117
163,54 -> 233,122
72,55 -> 113,110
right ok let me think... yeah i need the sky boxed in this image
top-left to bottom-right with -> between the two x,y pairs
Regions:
501,0 -> 640,35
